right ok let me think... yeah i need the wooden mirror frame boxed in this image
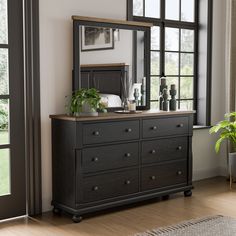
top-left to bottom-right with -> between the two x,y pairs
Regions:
72,16 -> 153,110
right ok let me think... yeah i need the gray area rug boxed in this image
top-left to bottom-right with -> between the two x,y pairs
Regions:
134,215 -> 236,236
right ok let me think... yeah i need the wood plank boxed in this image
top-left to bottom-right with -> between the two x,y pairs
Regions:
0,177 -> 235,236
72,15 -> 153,28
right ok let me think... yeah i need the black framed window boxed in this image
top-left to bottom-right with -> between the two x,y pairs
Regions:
129,0 -> 198,111
128,0 -> 213,126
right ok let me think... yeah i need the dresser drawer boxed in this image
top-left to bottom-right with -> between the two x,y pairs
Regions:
82,142 -> 139,173
82,120 -> 140,145
141,161 -> 187,191
142,137 -> 188,164
142,117 -> 189,138
82,169 -> 139,203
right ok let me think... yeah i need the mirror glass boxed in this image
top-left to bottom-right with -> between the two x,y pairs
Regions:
79,25 -> 147,109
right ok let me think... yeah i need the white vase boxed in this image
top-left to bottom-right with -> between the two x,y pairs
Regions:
79,102 -> 98,117
229,152 -> 236,179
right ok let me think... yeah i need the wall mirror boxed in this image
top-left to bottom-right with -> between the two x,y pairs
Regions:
72,16 -> 152,110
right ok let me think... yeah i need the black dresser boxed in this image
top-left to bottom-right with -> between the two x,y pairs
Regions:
50,111 -> 194,222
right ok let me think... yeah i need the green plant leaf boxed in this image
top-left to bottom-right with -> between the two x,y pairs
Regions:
215,137 -> 225,153
225,112 -> 236,119
210,111 -> 236,153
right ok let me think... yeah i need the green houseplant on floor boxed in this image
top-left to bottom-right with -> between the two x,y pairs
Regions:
210,112 -> 236,188
69,88 -> 106,117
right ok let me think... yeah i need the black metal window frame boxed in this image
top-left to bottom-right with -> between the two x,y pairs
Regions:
127,0 -> 199,122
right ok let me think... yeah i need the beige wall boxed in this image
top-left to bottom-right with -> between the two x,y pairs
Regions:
39,0 -> 227,212
211,0 -> 228,176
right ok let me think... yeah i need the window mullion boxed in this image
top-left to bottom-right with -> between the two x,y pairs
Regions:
143,0 -> 145,17
160,0 -> 165,76
160,22 -> 165,76
194,0 -> 199,120
160,0 -> 165,20
178,29 -> 181,109
0,44 -> 9,48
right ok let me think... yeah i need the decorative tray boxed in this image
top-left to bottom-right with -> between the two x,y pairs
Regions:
114,110 -> 143,114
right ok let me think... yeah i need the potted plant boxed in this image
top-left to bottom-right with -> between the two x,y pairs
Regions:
210,112 -> 236,188
69,88 -> 107,116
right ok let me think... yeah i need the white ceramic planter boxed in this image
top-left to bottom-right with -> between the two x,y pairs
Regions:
229,152 -> 236,178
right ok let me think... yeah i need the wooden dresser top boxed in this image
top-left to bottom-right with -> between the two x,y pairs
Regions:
50,110 -> 195,122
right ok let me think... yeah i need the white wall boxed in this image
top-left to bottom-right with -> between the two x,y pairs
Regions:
39,0 -> 228,212
39,0 -> 127,213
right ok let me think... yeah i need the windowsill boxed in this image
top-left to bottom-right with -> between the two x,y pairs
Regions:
193,125 -> 212,130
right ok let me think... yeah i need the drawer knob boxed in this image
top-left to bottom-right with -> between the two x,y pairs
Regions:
177,124 -> 184,128
126,128 -> 132,133
177,171 -> 183,176
93,131 -> 100,136
150,149 -> 156,154
92,157 -> 99,162
92,186 -> 99,191
151,126 -> 157,131
177,146 -> 182,151
125,153 -> 131,157
150,176 -> 156,180
125,180 -> 131,185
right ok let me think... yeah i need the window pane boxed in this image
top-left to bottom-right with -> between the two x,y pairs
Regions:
165,52 -> 179,75
151,101 -> 159,110
133,0 -> 143,16
151,51 -> 160,75
0,149 -> 11,196
151,26 -> 160,50
181,29 -> 194,52
181,0 -> 194,22
0,0 -> 8,44
151,77 -> 160,100
165,0 -> 180,21
180,100 -> 193,110
180,53 -> 194,75
145,0 -> 160,18
0,99 -> 9,145
165,28 -> 179,51
166,77 -> 179,98
0,48 -> 9,95
180,77 -> 193,99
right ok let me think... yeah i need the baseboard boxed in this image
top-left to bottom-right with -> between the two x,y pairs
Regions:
193,167 -> 222,181
219,166 -> 227,177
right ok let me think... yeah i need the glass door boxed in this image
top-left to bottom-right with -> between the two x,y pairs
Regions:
0,0 -> 26,220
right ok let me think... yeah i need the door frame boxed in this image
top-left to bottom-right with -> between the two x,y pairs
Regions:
24,0 -> 42,216
0,0 -> 41,219
0,0 -> 26,219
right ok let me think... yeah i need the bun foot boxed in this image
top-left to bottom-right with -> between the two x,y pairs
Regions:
184,190 -> 192,197
162,195 -> 170,200
72,215 -> 82,223
53,207 -> 61,214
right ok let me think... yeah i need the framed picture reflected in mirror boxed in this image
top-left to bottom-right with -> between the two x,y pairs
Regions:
81,26 -> 114,51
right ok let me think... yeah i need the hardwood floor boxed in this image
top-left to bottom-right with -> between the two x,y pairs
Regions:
1,177 -> 236,236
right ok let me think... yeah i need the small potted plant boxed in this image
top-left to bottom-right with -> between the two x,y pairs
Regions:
69,88 -> 107,116
210,112 -> 236,188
